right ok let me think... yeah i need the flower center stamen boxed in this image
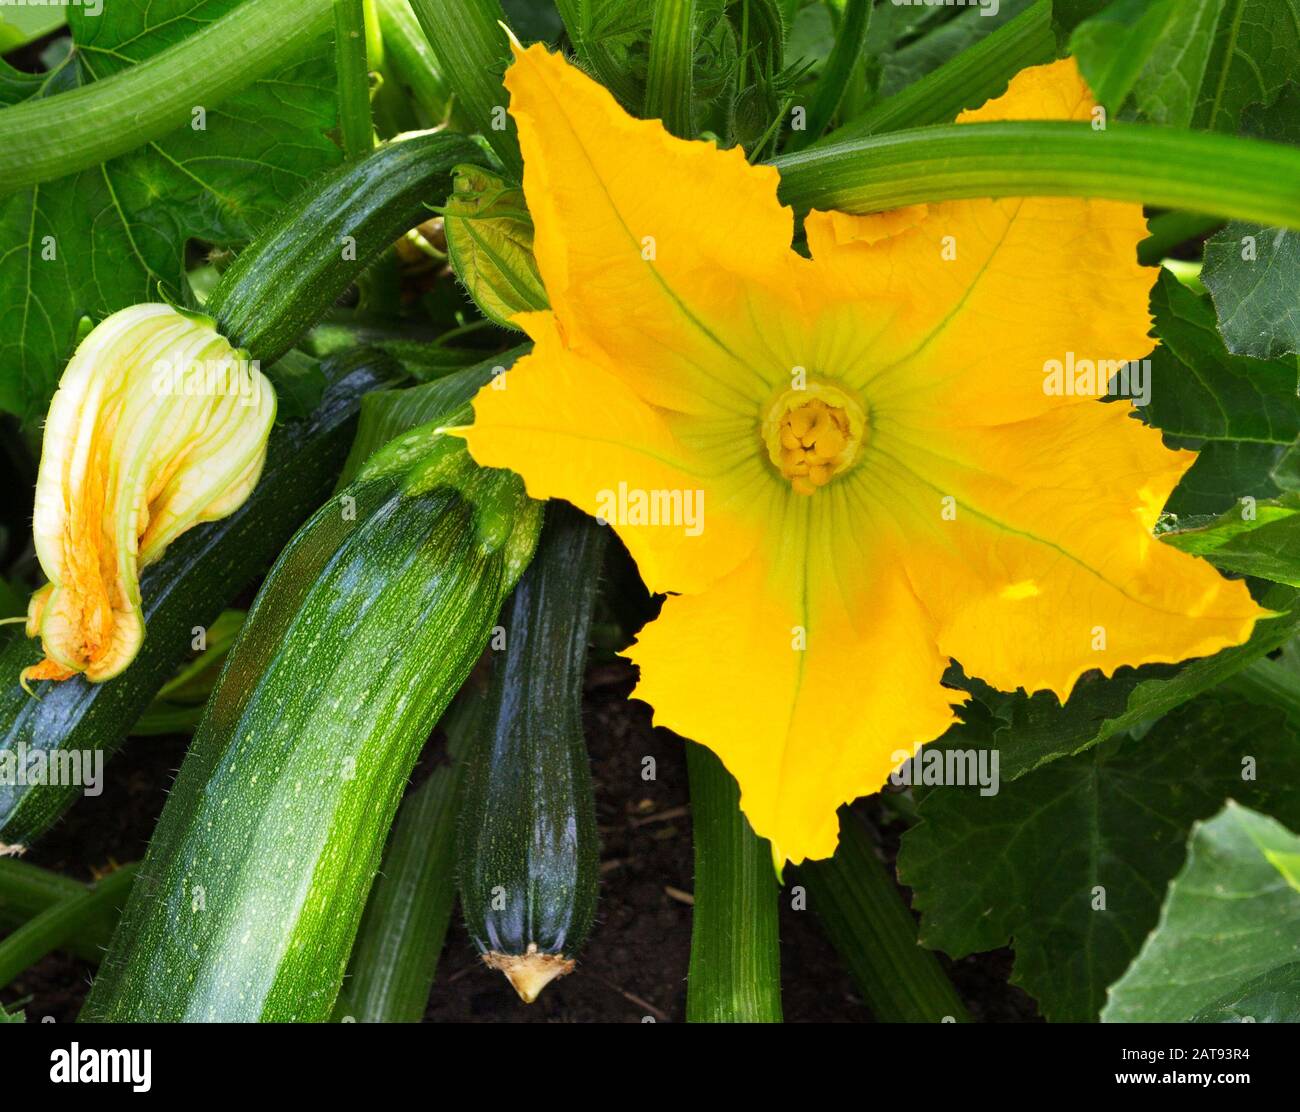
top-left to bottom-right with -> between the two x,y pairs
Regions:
762,384 -> 866,496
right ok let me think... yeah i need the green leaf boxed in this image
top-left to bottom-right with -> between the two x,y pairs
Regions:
1102,802 -> 1300,1022
876,0 -> 1037,101
1070,0 -> 1300,132
1163,493 -> 1300,586
1144,270 -> 1300,446
900,698 -> 1300,1021
964,583 -> 1300,781
1051,0 -> 1115,39
1201,90 -> 1300,360
824,0 -> 1055,141
0,1001 -> 23,1024
264,349 -> 329,422
0,5 -> 65,52
0,577 -> 24,621
1203,224 -> 1300,360
0,0 -> 340,421
1191,962 -> 1300,1022
1070,0 -> 1216,124
1140,268 -> 1300,520
1167,441 -> 1297,516
786,2 -> 836,77
1224,640 -> 1300,725
0,57 -> 47,108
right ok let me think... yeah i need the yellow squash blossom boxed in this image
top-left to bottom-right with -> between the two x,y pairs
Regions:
458,46 -> 1267,866
22,304 -> 275,688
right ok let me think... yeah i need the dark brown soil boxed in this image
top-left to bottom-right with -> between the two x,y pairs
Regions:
2,660 -> 1037,1024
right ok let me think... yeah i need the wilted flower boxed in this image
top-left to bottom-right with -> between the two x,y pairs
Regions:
22,304 -> 275,688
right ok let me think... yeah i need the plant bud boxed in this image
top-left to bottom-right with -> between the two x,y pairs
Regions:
443,165 -> 548,328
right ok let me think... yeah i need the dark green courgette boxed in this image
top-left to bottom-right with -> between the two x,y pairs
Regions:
82,427 -> 539,1022
206,130 -> 482,365
0,351 -> 403,852
458,500 -> 606,1003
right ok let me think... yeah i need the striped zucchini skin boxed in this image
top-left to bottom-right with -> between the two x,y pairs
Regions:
0,352 -> 402,852
458,501 -> 606,1002
206,130 -> 482,365
83,432 -> 539,1022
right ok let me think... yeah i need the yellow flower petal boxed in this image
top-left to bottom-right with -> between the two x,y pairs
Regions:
504,42 -> 807,418
24,304 -> 275,685
626,493 -> 961,865
456,311 -> 771,595
804,58 -> 1156,425
870,401 -> 1267,700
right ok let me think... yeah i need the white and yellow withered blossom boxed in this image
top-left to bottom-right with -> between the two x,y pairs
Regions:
19,304 -> 275,689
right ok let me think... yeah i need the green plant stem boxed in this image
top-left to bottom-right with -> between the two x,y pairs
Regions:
433,317 -> 496,347
685,742 -> 782,1023
335,0 -> 374,159
1138,210 -> 1224,266
774,122 -> 1300,229
787,0 -> 870,151
0,860 -> 117,961
0,0 -> 335,195
376,0 -> 452,125
0,865 -> 137,989
822,0 -> 1054,142
0,858 -> 81,921
645,0 -> 697,139
406,0 -> 520,175
797,811 -> 970,1023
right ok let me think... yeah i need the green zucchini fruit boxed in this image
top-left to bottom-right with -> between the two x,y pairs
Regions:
82,426 -> 540,1022
206,130 -> 482,365
0,350 -> 403,852
458,500 -> 606,1003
